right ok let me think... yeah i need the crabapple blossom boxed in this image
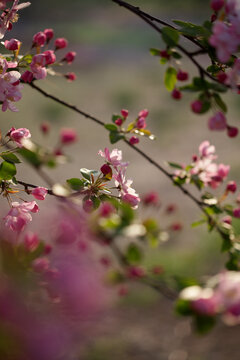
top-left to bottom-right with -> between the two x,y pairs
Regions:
0,70 -> 23,111
226,181 -> 237,193
143,191 -> 160,206
30,54 -> 47,80
115,118 -> 123,126
44,28 -> 54,41
98,148 -> 128,168
208,112 -> 227,131
55,37 -> 68,50
0,1 -> 31,39
63,51 -> 76,64
136,117 -> 146,129
60,128 -> 77,144
31,187 -> 48,200
24,232 -> 40,252
4,38 -> 20,50
9,127 -> 31,147
171,88 -> 182,100
21,70 -> 33,83
177,70 -> 189,81
129,136 -> 139,145
121,109 -> 129,118
33,31 -> 46,47
233,208 -> 240,218
4,201 -> 39,232
43,50 -> 56,65
191,100 -> 203,113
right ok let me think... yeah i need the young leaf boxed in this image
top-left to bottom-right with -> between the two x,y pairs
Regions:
109,132 -> 125,144
104,124 -> 118,132
66,178 -> 86,191
162,27 -> 179,47
1,153 -> 21,164
164,67 -> 177,91
0,161 -> 16,180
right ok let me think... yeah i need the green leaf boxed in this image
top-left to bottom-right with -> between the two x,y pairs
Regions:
168,161 -> 183,169
104,123 -> 118,132
150,48 -> 160,56
1,153 -> 21,164
194,315 -> 216,334
164,67 -> 177,91
90,195 -> 101,210
67,178 -> 86,191
191,219 -> 207,228
173,20 -> 210,37
175,299 -> 193,316
126,244 -> 142,264
162,27 -> 179,47
18,148 -> 42,168
0,161 -> 16,180
213,93 -> 227,113
80,168 -> 100,181
112,114 -> 121,124
109,132 -> 125,144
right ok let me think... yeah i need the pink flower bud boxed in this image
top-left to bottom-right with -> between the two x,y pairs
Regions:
121,109 -> 129,118
44,244 -> 52,255
222,216 -> 232,225
171,88 -> 182,100
233,208 -> 240,218
44,28 -> 54,41
166,203 -> 177,214
170,222 -> 183,231
40,122 -> 50,134
122,193 -> 140,207
24,232 -> 39,252
60,128 -> 77,144
43,50 -> 56,65
227,126 -> 239,138
32,257 -> 49,273
4,38 -> 20,51
143,191 -> 160,206
31,187 -> 48,200
21,70 -> 33,83
127,266 -> 145,279
191,100 -> 203,113
100,163 -> 112,176
160,50 -> 170,59
208,112 -> 227,131
55,37 -> 68,50
129,136 -> 139,145
136,117 -> 146,129
177,70 -> 189,81
226,181 -> 237,193
65,72 -> 76,81
138,109 -> 149,118
210,0 -> 224,11
83,199 -> 94,213
33,31 -> 46,47
10,127 -> 31,147
99,202 -> 115,217
217,71 -> 227,83
63,51 -> 76,64
115,118 -> 123,126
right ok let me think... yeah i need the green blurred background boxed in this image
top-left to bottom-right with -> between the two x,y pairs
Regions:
2,1 -> 240,359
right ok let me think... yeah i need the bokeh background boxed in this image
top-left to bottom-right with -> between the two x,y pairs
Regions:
1,0 -> 240,359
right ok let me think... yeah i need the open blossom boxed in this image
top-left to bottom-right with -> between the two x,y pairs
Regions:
209,20 -> 240,63
9,127 -> 31,147
114,168 -> 140,208
98,148 -> 128,168
0,69 -> 23,111
4,201 -> 39,232
31,187 -> 48,200
199,140 -> 216,160
0,1 -> 31,39
30,54 -> 47,80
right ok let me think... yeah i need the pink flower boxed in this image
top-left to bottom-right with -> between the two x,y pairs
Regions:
211,0 -> 225,11
44,28 -> 54,42
24,232 -> 40,252
0,70 -> 23,112
98,147 -> 128,168
63,51 -> 76,64
138,109 -> 149,118
177,70 -> 189,81
136,117 -> 146,129
226,181 -> 237,193
0,1 -> 31,39
65,72 -> 76,81
43,50 -> 56,65
114,168 -> 140,208
9,127 -> 31,147
4,201 -> 39,232
30,54 -> 47,80
122,193 -> 140,207
31,187 -> 48,200
222,215 -> 232,225
209,21 -> 239,63
33,31 -> 46,47
60,128 -> 77,144
191,100 -> 203,113
32,257 -> 49,273
129,136 -> 139,145
55,37 -> 68,50
115,118 -> 123,126
121,109 -> 129,118
4,38 -> 20,50
143,191 -> 160,206
233,208 -> 240,218
199,141 -> 216,159
21,70 -> 33,83
99,202 -> 115,217
208,112 -> 227,131
191,295 -> 218,316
